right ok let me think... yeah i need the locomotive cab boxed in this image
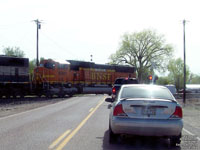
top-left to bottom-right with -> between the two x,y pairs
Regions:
33,59 -> 76,97
34,59 -> 69,84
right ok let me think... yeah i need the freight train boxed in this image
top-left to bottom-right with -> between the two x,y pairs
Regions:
0,55 -> 136,98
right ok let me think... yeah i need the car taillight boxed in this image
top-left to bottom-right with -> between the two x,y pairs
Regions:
113,104 -> 127,116
112,87 -> 116,94
170,106 -> 182,119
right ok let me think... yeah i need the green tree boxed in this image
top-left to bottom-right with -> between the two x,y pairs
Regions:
109,29 -> 173,82
167,58 -> 190,91
3,47 -> 25,57
156,76 -> 171,85
40,57 -> 45,62
29,59 -> 36,74
189,73 -> 200,84
29,57 -> 45,74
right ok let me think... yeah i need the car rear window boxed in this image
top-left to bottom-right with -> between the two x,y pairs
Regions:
120,86 -> 174,100
114,78 -> 138,84
122,79 -> 138,84
114,79 -> 123,84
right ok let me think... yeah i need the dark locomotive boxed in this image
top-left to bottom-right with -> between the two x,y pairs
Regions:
0,56 -> 136,98
0,56 -> 30,98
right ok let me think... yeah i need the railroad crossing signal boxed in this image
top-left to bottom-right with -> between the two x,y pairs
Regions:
147,75 -> 158,84
148,75 -> 153,80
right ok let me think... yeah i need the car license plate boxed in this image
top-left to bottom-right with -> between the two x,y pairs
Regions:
142,107 -> 156,115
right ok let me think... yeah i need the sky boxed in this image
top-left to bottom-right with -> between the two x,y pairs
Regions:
0,0 -> 200,74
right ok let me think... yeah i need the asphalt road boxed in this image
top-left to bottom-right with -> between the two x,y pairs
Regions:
0,94 -> 199,150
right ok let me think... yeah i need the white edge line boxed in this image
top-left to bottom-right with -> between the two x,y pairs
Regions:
183,128 -> 195,136
0,98 -> 73,120
183,128 -> 200,141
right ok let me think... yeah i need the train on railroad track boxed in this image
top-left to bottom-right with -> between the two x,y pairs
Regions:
0,55 -> 136,98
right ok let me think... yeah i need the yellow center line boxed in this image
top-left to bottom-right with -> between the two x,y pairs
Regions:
89,108 -> 94,112
55,96 -> 106,150
49,130 -> 71,149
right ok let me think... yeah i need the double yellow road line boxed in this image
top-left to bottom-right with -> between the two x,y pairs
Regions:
49,96 -> 106,150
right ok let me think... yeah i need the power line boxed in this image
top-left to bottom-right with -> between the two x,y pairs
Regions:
40,32 -> 79,59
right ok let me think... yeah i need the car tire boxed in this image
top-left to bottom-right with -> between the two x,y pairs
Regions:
170,134 -> 181,147
109,126 -> 119,144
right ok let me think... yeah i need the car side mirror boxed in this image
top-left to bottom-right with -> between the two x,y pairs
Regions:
105,97 -> 114,103
108,104 -> 112,109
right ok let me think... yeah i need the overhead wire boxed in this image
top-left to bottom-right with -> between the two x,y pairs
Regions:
40,31 -> 79,59
0,21 -> 80,60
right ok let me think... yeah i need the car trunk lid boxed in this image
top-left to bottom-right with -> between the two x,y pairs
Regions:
121,98 -> 177,119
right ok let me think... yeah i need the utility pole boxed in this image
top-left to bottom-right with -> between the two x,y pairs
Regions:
183,19 -> 186,104
34,19 -> 41,66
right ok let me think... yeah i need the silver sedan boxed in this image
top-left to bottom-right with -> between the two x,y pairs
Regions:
105,84 -> 183,146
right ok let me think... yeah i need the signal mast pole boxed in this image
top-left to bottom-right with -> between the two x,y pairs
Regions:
34,19 -> 41,67
183,20 -> 186,104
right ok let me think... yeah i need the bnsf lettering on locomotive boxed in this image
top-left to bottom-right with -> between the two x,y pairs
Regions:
107,74 -> 111,80
102,74 -> 106,80
97,74 -> 102,80
91,73 -> 111,81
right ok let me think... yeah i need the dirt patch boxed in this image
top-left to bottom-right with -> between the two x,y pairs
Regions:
0,97 -> 68,118
177,98 -> 200,111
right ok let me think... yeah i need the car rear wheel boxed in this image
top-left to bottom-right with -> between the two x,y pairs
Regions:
170,134 -> 181,147
109,126 -> 119,144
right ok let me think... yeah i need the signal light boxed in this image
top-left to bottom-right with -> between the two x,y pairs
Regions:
148,75 -> 153,80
